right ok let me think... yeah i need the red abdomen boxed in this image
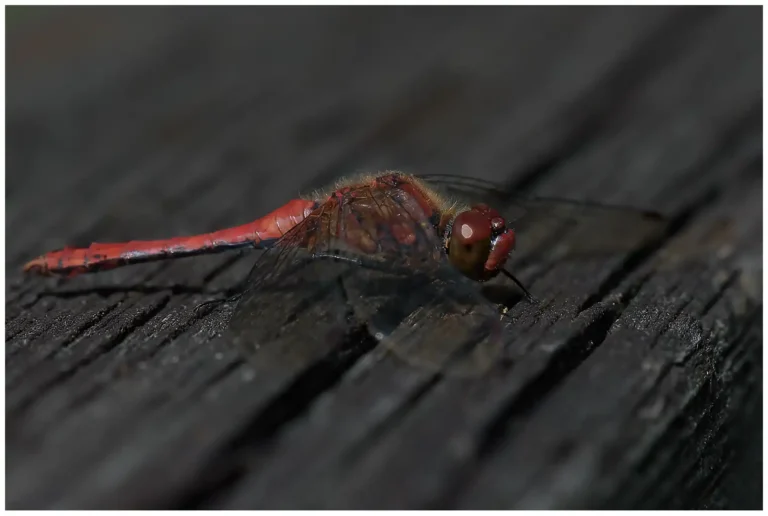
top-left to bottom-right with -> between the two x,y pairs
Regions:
23,198 -> 318,276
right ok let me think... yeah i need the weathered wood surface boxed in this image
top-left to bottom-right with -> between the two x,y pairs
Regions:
6,6 -> 762,509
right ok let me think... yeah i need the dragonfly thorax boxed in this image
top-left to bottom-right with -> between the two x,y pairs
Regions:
445,204 -> 516,282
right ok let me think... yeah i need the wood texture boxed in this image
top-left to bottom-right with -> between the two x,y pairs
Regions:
6,6 -> 762,509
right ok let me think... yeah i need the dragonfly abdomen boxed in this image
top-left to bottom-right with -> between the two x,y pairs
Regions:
23,199 -> 318,276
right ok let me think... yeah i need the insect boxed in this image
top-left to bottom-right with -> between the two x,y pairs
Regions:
23,172 -> 664,375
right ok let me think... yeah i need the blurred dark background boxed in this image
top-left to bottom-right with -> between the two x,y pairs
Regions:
6,6 -> 761,509
6,6 -> 759,266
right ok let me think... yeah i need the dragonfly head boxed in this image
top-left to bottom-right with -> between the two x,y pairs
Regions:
447,204 -> 516,282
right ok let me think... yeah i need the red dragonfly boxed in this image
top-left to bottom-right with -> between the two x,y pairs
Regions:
23,172 -> 663,375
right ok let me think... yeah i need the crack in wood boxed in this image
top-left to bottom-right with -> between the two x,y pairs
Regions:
176,326 -> 379,509
608,311 -> 760,508
9,297 -> 171,417
699,270 -> 740,318
33,285 -> 239,301
627,356 -> 757,509
579,188 -> 718,313
432,285 -> 645,508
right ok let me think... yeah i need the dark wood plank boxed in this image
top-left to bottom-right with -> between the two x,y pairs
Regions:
6,6 -> 761,509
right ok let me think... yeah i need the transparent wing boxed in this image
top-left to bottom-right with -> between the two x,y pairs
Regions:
230,180 -> 507,377
228,203 -> 363,371
421,174 -> 668,268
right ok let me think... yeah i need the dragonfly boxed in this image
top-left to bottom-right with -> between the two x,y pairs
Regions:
23,172 -> 664,375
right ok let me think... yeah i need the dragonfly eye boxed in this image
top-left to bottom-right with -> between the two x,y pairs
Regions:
448,210 -> 493,281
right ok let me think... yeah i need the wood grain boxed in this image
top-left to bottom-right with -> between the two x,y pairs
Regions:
6,6 -> 761,509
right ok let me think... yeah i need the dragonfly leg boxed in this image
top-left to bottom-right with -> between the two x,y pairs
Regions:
501,269 -> 538,304
311,251 -> 417,277
311,251 -> 367,267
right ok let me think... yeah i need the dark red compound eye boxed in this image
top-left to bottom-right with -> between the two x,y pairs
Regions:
448,205 -> 515,281
448,210 -> 493,281
451,210 -> 492,244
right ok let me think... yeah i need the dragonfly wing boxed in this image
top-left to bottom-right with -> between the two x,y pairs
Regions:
230,180 -> 507,377
347,267 -> 505,377
229,206 -> 364,371
331,182 -> 507,377
421,174 -> 668,266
